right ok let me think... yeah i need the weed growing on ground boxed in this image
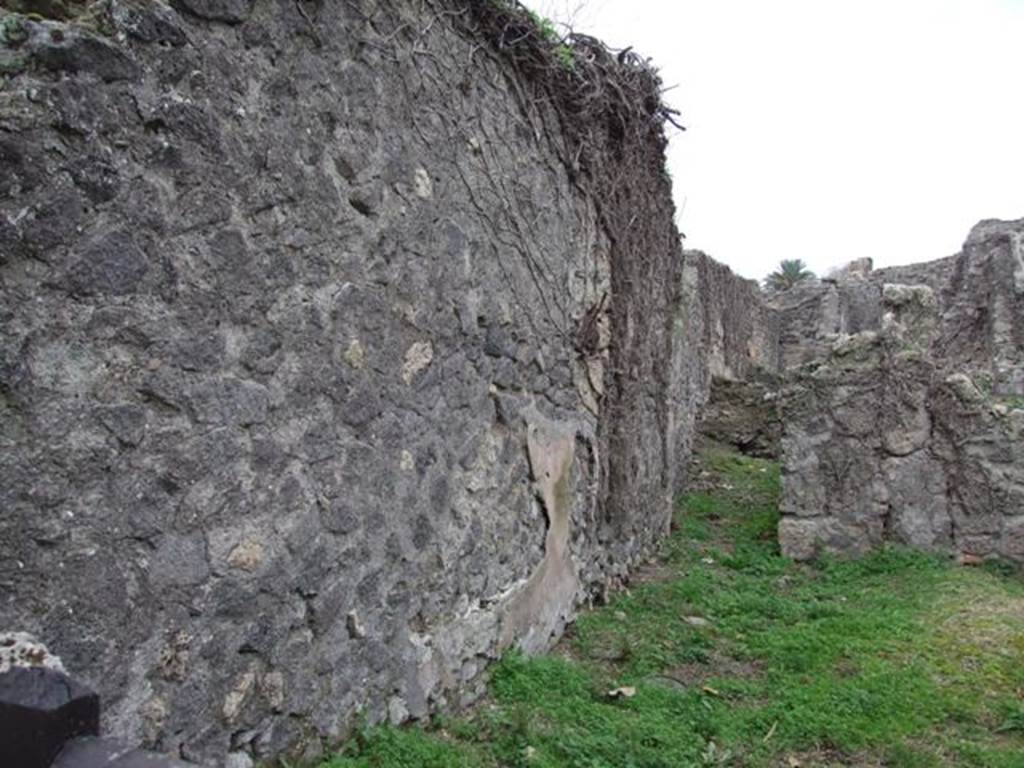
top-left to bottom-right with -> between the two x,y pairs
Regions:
324,443 -> 1024,768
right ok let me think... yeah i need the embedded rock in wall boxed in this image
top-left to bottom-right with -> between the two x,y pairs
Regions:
0,2 -> 687,765
0,632 -> 64,674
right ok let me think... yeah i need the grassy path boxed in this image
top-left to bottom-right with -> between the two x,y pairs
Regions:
324,444 -> 1024,767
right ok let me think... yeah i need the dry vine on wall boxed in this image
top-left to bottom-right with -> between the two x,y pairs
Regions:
452,0 -> 688,537
337,0 -> 688,539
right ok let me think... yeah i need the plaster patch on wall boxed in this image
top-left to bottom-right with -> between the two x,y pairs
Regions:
499,407 -> 581,654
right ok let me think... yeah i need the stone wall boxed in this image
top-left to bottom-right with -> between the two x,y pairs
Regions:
0,2 -> 692,765
680,251 -> 783,458
684,250 -> 781,381
697,376 -> 782,459
778,269 -> 1024,563
692,219 -> 1024,563
2,0 -> 1017,761
767,218 -> 1024,384
0,633 -> 192,768
927,219 -> 1024,395
767,259 -> 882,370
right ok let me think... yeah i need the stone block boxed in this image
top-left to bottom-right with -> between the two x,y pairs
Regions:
778,518 -> 824,561
0,667 -> 99,768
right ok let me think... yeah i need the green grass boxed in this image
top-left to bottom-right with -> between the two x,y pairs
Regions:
322,443 -> 1024,767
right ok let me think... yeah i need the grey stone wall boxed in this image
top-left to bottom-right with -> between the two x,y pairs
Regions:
697,376 -> 782,459
689,219 -> 1023,562
768,260 -> 886,370
929,219 -> 1024,395
2,0 -> 1015,760
677,251 -> 782,460
768,218 -> 1024,383
778,275 -> 1024,563
678,252 -> 785,460
0,2 -> 690,765
684,250 -> 781,381
0,633 -> 192,768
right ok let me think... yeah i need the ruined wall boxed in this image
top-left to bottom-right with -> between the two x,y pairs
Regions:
689,218 -> 1023,562
685,219 -> 1024,562
684,250 -> 781,381
697,377 -> 782,459
926,219 -> 1024,395
768,259 -> 888,369
779,250 -> 1024,562
768,218 -> 1024,385
0,2 -> 688,765
678,251 -> 782,458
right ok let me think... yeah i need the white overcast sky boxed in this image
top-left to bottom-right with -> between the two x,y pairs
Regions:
531,0 -> 1024,280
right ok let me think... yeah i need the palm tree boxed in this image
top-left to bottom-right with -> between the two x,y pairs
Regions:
764,259 -> 813,291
